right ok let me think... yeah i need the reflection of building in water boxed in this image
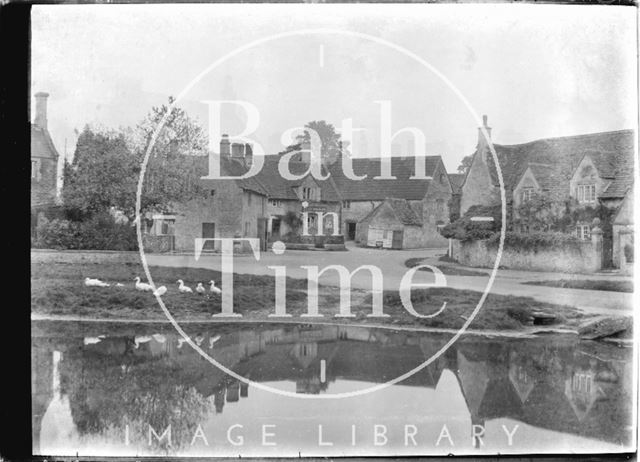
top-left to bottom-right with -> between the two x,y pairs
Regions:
452,339 -> 633,447
31,326 -> 633,451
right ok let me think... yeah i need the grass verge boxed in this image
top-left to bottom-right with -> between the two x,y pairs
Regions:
33,261 -> 595,332
522,279 -> 633,293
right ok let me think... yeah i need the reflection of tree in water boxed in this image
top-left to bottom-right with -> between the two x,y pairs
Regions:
60,341 -> 213,454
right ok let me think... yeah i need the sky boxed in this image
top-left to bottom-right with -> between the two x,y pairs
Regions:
31,3 -> 637,173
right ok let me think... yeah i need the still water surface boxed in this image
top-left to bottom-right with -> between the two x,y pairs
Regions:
32,321 -> 634,457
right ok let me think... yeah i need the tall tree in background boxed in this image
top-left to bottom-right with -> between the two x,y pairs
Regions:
62,98 -> 208,221
457,154 -> 473,174
62,127 -> 137,220
285,120 -> 347,164
133,96 -> 208,215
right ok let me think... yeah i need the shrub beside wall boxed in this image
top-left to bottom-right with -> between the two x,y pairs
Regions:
34,215 -> 138,251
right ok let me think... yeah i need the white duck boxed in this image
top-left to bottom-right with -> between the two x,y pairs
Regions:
195,333 -> 205,346
177,280 -> 193,294
152,333 -> 167,344
177,337 -> 187,349
83,335 -> 106,345
115,283 -> 125,287
209,334 -> 221,349
196,283 -> 206,295
153,286 -> 167,297
209,280 -> 222,295
134,277 -> 153,292
134,335 -> 152,349
85,277 -> 110,287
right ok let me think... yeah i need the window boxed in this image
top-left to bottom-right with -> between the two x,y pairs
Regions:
31,160 -> 39,179
302,187 -> 320,201
439,173 -> 446,184
436,199 -> 445,214
577,184 -> 597,203
269,199 -> 282,207
576,224 -> 591,240
342,201 -> 351,209
160,219 -> 175,235
307,213 -> 317,228
520,187 -> 535,203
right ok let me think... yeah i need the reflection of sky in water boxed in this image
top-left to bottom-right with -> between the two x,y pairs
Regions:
32,324 -> 634,457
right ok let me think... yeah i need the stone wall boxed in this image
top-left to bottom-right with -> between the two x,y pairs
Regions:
343,200 -> 382,242
451,238 -> 601,273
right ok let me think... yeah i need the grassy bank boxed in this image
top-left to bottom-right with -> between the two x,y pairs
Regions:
522,279 -> 633,293
405,257 -> 489,277
32,261 -> 596,332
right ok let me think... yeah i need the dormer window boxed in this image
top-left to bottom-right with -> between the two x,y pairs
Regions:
577,184 -> 596,204
520,187 -> 535,203
302,187 -> 320,201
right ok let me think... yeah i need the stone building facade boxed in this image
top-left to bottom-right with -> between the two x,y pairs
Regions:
457,115 -> 635,270
31,92 -> 61,238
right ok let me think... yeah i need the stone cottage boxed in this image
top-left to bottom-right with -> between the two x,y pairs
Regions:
147,136 -> 455,252
329,155 -> 453,248
356,197 -> 425,249
457,115 -> 635,269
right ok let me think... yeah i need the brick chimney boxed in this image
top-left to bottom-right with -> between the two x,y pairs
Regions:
220,134 -> 230,157
34,92 -> 49,130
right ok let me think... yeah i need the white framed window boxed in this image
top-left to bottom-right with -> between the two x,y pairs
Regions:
342,201 -> 351,209
302,187 -> 311,200
576,224 -> 591,240
577,184 -> 597,204
269,199 -> 282,207
520,187 -> 535,203
31,159 -> 39,179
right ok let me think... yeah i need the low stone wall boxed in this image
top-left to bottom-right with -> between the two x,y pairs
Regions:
31,249 -> 141,265
452,239 -> 601,273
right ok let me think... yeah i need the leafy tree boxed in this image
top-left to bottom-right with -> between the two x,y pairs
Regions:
457,154 -> 473,174
62,98 -> 208,221
62,127 -> 137,220
281,120 -> 347,164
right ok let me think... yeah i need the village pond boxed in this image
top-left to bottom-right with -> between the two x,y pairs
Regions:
32,320 -> 634,457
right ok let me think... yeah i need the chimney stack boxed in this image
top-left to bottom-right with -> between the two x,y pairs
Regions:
477,114 -> 492,148
35,92 -> 49,130
244,143 -> 253,167
220,134 -> 231,157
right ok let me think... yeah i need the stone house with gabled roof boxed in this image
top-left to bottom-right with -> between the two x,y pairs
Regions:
329,155 -> 453,247
148,135 -> 454,252
31,92 -> 62,239
356,197 -> 424,249
458,115 -> 635,268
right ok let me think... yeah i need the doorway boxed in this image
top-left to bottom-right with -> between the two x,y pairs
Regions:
346,222 -> 357,240
202,222 -> 216,251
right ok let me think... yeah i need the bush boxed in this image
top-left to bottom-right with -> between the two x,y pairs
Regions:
439,204 -> 502,241
34,213 -> 138,251
325,235 -> 345,245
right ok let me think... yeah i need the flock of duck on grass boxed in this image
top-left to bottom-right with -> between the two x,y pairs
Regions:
83,276 -> 222,297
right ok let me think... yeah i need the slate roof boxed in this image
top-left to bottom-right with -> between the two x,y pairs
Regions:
448,173 -> 465,194
31,125 -> 59,160
361,197 -> 423,226
328,156 -> 441,201
483,129 -> 635,201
